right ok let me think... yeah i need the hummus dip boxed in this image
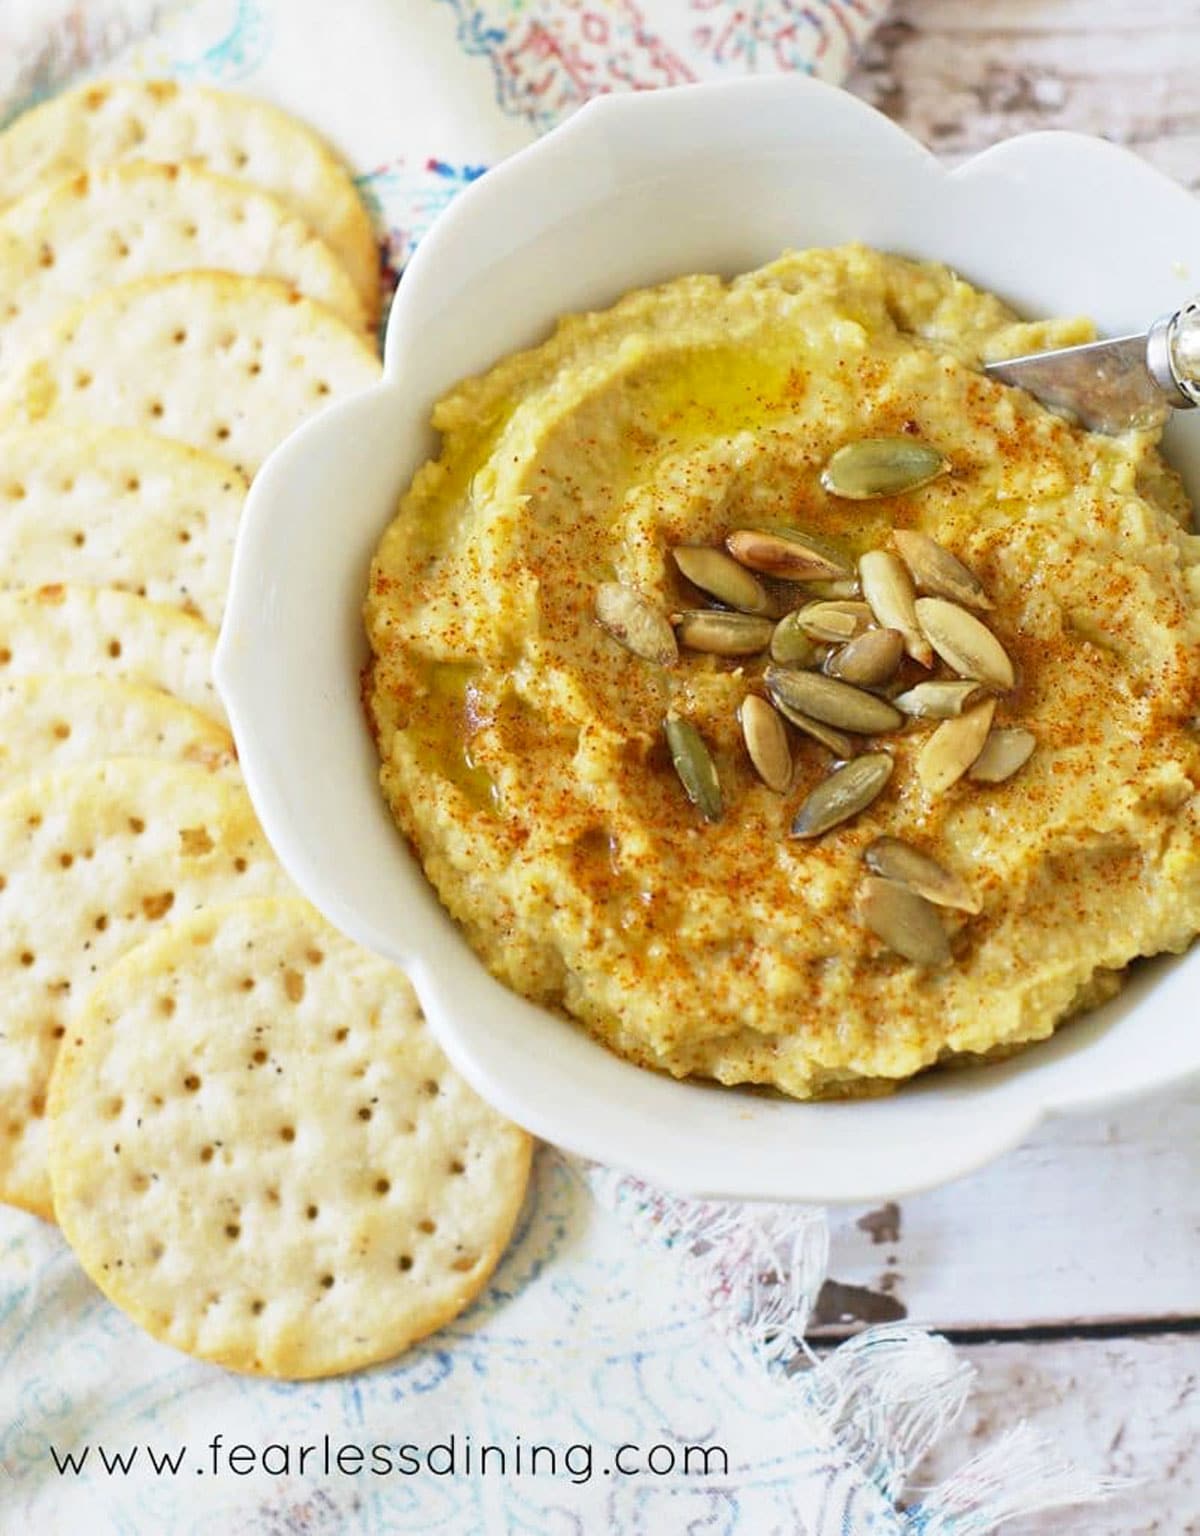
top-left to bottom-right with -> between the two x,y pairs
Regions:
364,245 -> 1200,1097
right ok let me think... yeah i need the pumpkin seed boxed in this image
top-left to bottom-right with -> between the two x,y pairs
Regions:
893,529 -> 993,611
739,695 -> 792,792
672,545 -> 772,614
914,597 -> 1015,689
860,876 -> 952,966
821,437 -> 947,500
790,753 -> 894,838
596,582 -> 678,666
826,628 -> 905,688
969,727 -> 1036,783
764,665 -> 902,735
664,714 -> 723,821
769,611 -> 821,667
753,525 -> 853,576
674,610 -> 775,656
777,526 -> 853,570
859,549 -> 932,666
793,599 -> 875,643
864,837 -> 981,914
892,679 -> 986,719
769,698 -> 859,759
916,698 -> 996,795
798,577 -> 862,601
726,528 -> 847,581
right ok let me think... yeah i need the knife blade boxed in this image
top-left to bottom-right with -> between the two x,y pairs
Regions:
983,303 -> 1200,435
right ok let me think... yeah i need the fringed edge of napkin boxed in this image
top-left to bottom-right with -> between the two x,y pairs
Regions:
585,1163 -> 1125,1535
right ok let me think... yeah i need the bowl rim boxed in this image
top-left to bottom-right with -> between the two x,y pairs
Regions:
216,74 -> 1200,1202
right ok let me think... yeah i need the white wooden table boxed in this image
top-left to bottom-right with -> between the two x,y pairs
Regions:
828,4 -> 1200,1528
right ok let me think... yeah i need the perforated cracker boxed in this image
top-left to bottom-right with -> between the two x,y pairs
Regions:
0,425 -> 246,626
0,760 -> 291,1218
0,162 -> 366,365
0,586 -> 222,722
0,676 -> 236,795
0,272 -> 382,477
48,898 -> 533,1377
0,79 -> 379,319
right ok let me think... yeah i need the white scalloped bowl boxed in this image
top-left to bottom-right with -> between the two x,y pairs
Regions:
215,76 -> 1200,1202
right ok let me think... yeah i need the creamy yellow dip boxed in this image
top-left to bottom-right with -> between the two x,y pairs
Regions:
364,245 -> 1200,1097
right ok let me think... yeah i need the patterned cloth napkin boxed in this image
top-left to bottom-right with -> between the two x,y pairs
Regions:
0,3 -> 1116,1531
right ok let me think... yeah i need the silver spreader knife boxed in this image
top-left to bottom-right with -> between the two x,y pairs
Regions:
983,299 -> 1200,434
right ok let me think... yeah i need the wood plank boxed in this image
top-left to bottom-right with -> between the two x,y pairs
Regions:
916,1334 -> 1200,1534
825,0 -> 1200,1342
846,0 -> 1200,190
879,0 -> 1200,35
816,1083 -> 1200,1334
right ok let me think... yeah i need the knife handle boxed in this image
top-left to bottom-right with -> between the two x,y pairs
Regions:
1149,302 -> 1200,408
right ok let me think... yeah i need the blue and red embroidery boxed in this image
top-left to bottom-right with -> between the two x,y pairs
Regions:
356,157 -> 489,325
438,0 -> 694,130
687,0 -> 853,74
437,0 -> 883,130
360,0 -> 885,297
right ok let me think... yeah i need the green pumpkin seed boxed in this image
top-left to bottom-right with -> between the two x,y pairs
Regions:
864,837 -> 981,914
726,528 -> 847,581
664,714 -> 723,821
859,549 -> 931,666
750,526 -> 853,576
596,582 -> 677,666
790,753 -> 894,838
821,437 -> 947,500
769,611 -> 821,667
969,727 -> 1036,783
797,577 -> 862,601
769,697 -> 859,759
892,680 -> 986,719
763,665 -> 902,735
672,545 -> 772,614
674,610 -> 775,656
826,628 -> 905,688
916,698 -> 996,795
739,695 -> 792,792
893,529 -> 992,611
859,876 -> 952,966
793,600 -> 875,643
914,597 -> 1015,689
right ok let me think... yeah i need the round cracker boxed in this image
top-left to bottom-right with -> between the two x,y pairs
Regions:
0,271 -> 381,476
0,424 -> 246,626
0,78 -> 379,320
0,760 -> 291,1219
0,675 -> 236,794
0,585 -> 222,723
48,898 -> 532,1377
0,162 -> 366,366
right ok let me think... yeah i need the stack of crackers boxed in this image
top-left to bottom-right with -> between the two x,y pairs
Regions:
0,80 -> 531,1378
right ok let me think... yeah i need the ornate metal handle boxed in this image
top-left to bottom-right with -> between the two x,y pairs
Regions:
1148,301 -> 1200,408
